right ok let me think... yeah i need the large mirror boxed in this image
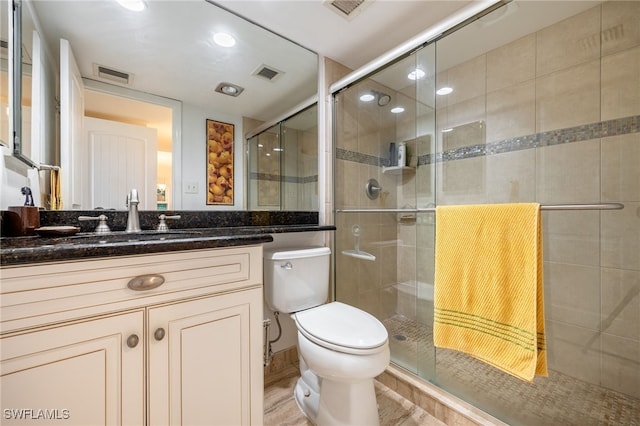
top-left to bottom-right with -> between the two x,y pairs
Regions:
11,0 -> 318,210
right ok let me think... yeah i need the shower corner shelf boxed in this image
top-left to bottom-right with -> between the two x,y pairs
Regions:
382,166 -> 415,175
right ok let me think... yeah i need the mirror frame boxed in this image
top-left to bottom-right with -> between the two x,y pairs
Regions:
9,0 -> 33,167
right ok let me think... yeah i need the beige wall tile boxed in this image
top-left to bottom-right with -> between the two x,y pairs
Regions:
536,6 -> 601,76
486,80 -> 535,143
398,220 -> 416,247
359,288 -> 383,318
487,34 -> 536,93
486,149 -> 536,204
447,55 -> 487,106
601,268 -> 640,340
536,60 -> 601,132
379,286 -> 397,319
601,201 -> 640,271
439,96 -> 486,132
535,139 -> 601,203
324,57 -> 352,89
542,210 -> 600,266
417,163 -> 435,203
601,333 -> 640,398
334,159 -> 359,209
602,133 -> 640,202
545,320 -> 601,385
601,1 -> 640,56
397,245 -> 417,285
544,261 -> 601,329
417,245 -> 435,284
335,95 -> 358,152
437,157 -> 488,205
601,46 -> 640,120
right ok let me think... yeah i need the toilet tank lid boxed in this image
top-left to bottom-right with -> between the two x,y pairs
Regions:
294,302 -> 388,350
264,246 -> 331,260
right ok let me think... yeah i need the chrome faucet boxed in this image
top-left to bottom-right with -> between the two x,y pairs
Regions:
125,189 -> 141,233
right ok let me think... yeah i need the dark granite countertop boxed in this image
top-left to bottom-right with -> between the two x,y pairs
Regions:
0,211 -> 335,266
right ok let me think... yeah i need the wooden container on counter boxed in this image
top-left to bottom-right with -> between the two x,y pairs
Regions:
6,206 -> 40,236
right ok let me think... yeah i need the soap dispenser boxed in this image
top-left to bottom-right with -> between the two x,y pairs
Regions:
7,187 -> 40,235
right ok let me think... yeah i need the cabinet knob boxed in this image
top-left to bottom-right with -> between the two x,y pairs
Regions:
154,328 -> 166,341
126,334 -> 140,348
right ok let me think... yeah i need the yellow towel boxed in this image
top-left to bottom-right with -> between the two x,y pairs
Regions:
50,169 -> 62,210
433,203 -> 547,382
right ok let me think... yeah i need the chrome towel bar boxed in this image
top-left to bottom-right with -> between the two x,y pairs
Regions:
336,203 -> 624,214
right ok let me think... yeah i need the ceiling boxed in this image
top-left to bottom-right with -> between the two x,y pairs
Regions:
215,0 -> 473,71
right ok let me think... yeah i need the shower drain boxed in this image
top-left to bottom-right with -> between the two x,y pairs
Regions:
393,334 -> 407,341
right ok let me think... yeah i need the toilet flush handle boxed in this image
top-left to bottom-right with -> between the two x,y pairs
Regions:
280,262 -> 293,270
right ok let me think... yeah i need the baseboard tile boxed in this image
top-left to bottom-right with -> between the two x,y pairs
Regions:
377,365 -> 508,426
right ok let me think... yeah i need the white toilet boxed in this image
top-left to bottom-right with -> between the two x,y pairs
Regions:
264,246 -> 390,426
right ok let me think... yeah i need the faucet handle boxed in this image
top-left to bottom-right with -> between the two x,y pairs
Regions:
129,189 -> 139,203
126,189 -> 140,207
78,214 -> 111,234
157,214 -> 181,232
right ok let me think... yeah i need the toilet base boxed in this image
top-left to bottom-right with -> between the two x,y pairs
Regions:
294,372 -> 380,426
294,367 -> 321,422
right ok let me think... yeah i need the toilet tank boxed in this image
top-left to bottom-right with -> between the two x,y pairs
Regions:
263,247 -> 331,313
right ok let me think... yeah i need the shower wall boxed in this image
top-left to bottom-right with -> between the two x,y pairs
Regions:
246,105 -> 319,211
432,1 -> 639,399
333,1 -> 639,424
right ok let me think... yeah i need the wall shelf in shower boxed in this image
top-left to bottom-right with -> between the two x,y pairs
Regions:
382,166 -> 415,175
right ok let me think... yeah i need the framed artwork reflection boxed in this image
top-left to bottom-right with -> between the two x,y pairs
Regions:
206,119 -> 234,205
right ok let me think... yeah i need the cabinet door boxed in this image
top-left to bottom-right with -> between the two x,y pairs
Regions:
0,311 -> 145,426
148,288 -> 263,426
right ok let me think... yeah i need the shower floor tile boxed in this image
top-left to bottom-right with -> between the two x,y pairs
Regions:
383,315 -> 640,426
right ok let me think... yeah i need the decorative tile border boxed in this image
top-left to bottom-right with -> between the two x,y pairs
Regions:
335,148 -> 388,167
249,172 -> 318,184
336,115 -> 640,167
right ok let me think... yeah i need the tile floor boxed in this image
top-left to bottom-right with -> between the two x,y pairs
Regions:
264,366 -> 447,426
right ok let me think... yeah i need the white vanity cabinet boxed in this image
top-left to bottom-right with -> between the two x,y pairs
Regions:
0,245 -> 264,425
0,311 -> 145,425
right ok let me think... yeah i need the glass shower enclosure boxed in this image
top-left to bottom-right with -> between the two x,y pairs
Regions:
333,1 -> 639,424
247,104 -> 318,211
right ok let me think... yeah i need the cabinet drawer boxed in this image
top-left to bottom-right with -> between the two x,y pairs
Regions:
0,245 -> 263,333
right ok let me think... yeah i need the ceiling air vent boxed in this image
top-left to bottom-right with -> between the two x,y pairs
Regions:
323,0 -> 372,20
93,63 -> 133,85
252,64 -> 284,82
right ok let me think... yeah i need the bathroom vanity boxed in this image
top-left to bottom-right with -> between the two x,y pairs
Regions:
0,242 -> 264,425
0,215 -> 334,425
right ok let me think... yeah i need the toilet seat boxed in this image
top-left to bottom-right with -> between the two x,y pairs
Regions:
293,302 -> 388,355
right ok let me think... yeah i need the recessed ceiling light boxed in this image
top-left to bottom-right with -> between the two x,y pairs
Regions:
391,107 -> 405,114
360,93 -> 375,102
273,148 -> 284,152
115,0 -> 146,11
221,85 -> 238,95
442,128 -> 453,133
436,87 -> 453,95
408,69 -> 426,80
215,82 -> 244,97
213,32 -> 236,47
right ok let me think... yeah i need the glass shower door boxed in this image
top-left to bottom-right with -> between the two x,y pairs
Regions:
332,44 -> 437,378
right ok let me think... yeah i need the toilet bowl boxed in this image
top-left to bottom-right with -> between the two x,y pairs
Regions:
263,247 -> 390,425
